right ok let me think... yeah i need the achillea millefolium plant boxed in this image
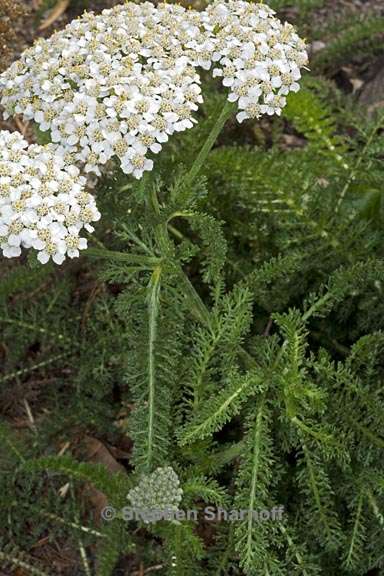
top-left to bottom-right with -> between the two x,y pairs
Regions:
1,1 -> 384,575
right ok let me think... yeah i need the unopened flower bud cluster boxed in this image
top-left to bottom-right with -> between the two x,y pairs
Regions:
0,130 -> 100,264
0,1 -> 307,179
127,466 -> 183,522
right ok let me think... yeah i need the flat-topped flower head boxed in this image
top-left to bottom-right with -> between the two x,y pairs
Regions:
0,1 -> 307,178
0,130 -> 100,264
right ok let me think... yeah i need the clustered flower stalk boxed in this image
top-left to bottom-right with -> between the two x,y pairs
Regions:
0,0 -> 308,265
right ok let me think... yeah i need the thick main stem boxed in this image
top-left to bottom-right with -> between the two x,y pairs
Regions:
147,99 -> 235,327
181,99 -> 235,190
172,100 -> 235,329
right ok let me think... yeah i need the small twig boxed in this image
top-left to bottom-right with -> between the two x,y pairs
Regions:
70,483 -> 92,576
0,317 -> 70,342
23,399 -> 37,433
262,317 -> 273,337
78,539 -> 92,576
41,511 -> 105,538
0,352 -> 71,384
38,0 -> 70,30
57,441 -> 71,456
14,116 -> 29,137
132,564 -> 164,576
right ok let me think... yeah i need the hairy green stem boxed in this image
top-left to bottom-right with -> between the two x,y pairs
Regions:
150,100 -> 235,326
244,400 -> 265,570
145,265 -> 162,470
149,185 -> 170,255
86,247 -> 161,268
181,99 -> 235,190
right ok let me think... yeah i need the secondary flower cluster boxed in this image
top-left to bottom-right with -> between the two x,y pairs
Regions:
127,466 -> 183,524
205,1 -> 307,122
0,1 -> 307,179
0,130 -> 100,264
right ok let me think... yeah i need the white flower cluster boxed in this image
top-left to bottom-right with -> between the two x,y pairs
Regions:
204,1 -> 308,122
0,1 -> 307,179
0,130 -> 100,264
127,466 -> 183,523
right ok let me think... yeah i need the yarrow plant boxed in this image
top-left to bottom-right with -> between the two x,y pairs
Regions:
0,5 -> 307,562
0,130 -> 100,264
4,3 -> 384,575
0,2 -> 307,559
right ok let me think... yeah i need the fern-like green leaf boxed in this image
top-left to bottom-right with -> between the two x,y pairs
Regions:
178,370 -> 264,446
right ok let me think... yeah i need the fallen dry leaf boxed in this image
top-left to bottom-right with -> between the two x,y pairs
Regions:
30,536 -> 50,549
108,443 -> 132,461
81,436 -> 127,523
38,0 -> 70,31
281,134 -> 307,149
350,78 -> 364,94
83,436 -> 126,473
359,58 -> 384,116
